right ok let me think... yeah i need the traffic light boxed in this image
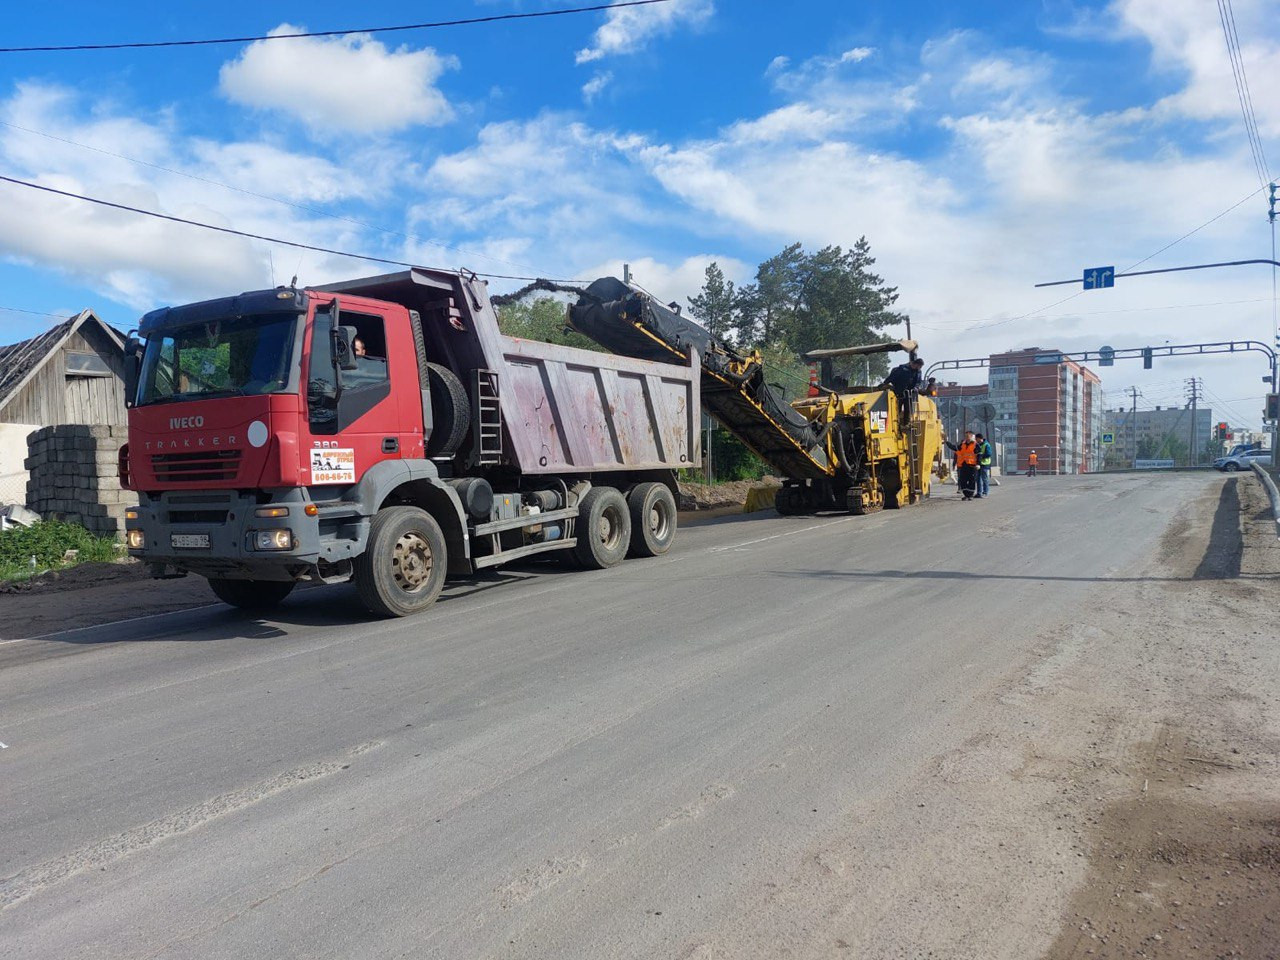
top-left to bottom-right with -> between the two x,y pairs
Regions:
1267,393 -> 1280,422
1216,422 -> 1228,440
1142,347 -> 1153,369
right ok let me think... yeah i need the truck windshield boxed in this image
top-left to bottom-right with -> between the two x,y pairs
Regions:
137,314 -> 297,405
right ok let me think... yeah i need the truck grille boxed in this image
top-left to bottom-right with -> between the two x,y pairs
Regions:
151,450 -> 242,483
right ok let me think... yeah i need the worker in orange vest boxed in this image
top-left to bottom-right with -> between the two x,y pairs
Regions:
1028,450 -> 1038,477
946,430 -> 980,500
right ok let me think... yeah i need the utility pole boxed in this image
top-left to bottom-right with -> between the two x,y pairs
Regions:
1270,184 -> 1278,467
1127,386 -> 1142,465
1186,377 -> 1201,466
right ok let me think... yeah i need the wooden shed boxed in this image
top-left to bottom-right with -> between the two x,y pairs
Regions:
0,311 -> 128,505
0,310 -> 128,427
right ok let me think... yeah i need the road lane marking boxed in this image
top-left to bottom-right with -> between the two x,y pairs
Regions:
708,516 -> 856,552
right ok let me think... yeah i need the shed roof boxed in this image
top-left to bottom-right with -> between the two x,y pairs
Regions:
0,310 -> 124,413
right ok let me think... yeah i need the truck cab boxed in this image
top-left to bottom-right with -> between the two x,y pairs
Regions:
122,269 -> 699,618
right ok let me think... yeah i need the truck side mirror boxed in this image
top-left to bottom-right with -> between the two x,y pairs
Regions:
331,325 -> 360,372
123,333 -> 144,407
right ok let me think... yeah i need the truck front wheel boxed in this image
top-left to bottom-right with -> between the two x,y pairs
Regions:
208,578 -> 295,611
572,486 -> 631,569
355,506 -> 448,617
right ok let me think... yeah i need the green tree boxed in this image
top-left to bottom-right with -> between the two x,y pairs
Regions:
728,238 -> 906,383
1156,433 -> 1188,465
735,242 -> 805,346
496,297 -> 605,352
688,262 -> 737,342
786,239 -> 906,380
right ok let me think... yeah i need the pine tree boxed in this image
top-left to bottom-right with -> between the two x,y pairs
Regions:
687,262 -> 737,342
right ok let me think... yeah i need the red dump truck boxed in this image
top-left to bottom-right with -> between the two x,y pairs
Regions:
120,268 -> 699,617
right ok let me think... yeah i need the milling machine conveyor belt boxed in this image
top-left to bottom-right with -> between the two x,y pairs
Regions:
569,277 -> 833,480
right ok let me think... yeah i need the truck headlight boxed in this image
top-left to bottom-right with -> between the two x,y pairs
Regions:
126,529 -> 144,549
253,529 -> 294,551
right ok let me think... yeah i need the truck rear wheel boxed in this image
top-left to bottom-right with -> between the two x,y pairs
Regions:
355,506 -> 448,617
627,482 -> 677,557
572,486 -> 631,569
208,578 -> 295,611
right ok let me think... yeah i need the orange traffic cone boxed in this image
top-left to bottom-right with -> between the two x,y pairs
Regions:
807,364 -> 820,397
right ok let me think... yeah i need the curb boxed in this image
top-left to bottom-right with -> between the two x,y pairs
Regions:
1249,462 -> 1280,539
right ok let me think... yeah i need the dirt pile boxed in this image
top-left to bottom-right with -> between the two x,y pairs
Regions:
678,477 -> 780,511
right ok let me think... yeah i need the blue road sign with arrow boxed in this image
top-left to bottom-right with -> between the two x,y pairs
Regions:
1083,266 -> 1115,289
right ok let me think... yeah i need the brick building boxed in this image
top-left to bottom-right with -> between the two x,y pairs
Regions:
936,348 -> 1103,474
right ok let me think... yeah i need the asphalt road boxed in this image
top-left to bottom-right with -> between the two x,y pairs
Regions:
0,472 -> 1225,959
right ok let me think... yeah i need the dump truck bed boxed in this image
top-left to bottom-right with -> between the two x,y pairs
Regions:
315,269 -> 700,476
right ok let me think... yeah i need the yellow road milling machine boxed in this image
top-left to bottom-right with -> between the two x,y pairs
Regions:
567,277 -> 944,517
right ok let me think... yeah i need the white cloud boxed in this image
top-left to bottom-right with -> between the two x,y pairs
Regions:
1112,0 -> 1280,138
958,56 -> 1046,93
765,55 -> 791,77
576,0 -> 714,64
0,174 -> 267,309
724,104 -> 843,144
219,24 -> 457,135
841,47 -> 876,63
0,83 -> 395,309
582,72 -> 613,104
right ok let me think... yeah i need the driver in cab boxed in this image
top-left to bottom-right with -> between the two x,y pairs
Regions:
348,336 -> 387,386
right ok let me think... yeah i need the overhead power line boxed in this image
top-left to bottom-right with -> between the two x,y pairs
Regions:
0,1 -> 672,53
0,175 -> 583,284
0,118 -> 548,275
1216,0 -> 1270,187
0,305 -> 69,319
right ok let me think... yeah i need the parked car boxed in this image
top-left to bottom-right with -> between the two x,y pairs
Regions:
1217,449 -> 1272,471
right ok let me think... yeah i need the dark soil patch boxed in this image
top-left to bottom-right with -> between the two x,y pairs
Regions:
0,559 -> 150,595
1043,728 -> 1280,960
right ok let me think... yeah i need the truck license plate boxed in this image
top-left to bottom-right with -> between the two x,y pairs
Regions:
171,533 -> 210,549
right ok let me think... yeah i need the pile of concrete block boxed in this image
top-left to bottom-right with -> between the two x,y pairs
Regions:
24,425 -> 137,537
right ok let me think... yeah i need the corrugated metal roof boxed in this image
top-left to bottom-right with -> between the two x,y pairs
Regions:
0,311 -> 123,413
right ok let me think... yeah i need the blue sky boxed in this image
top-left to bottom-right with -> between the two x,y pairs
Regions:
3,0 -> 1279,428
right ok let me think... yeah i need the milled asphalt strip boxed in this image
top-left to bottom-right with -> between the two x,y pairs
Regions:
1,603 -> 223,644
0,514 -> 856,647
0,740 -> 383,910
